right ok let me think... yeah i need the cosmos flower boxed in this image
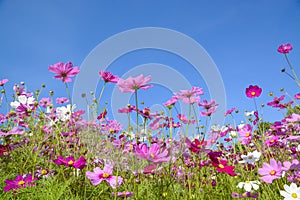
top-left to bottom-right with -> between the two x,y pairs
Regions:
225,107 -> 235,116
39,97 -> 52,108
174,86 -> 203,104
54,156 -> 86,169
99,70 -> 119,83
0,79 -> 8,86
245,85 -> 262,98
48,61 -> 80,83
278,43 -> 293,54
239,150 -> 261,165
280,183 -> 300,200
56,97 -> 69,104
212,160 -> 236,176
258,158 -> 283,183
86,164 -> 123,188
56,104 -> 75,121
4,174 -> 37,192
237,180 -> 260,192
0,127 -> 24,137
135,143 -> 170,163
111,192 -> 134,198
117,74 -> 152,93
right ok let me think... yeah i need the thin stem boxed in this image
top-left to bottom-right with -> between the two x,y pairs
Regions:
168,108 -> 173,141
192,104 -> 201,136
65,83 -> 72,113
1,85 -> 9,112
284,54 -> 300,86
253,98 -> 258,112
97,82 -> 107,114
134,90 -> 139,135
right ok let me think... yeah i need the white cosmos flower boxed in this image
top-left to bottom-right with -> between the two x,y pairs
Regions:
237,180 -> 260,192
239,150 -> 261,164
280,183 -> 300,200
245,111 -> 254,116
10,95 -> 35,109
56,104 -> 76,121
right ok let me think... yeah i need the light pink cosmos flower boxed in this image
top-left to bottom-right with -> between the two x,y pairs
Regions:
163,96 -> 178,107
0,79 -> 8,86
174,86 -> 203,104
285,113 -> 300,123
135,143 -> 170,163
277,43 -> 293,54
86,164 -> 123,188
0,127 -> 24,136
258,158 -> 283,183
39,97 -> 52,108
48,62 -> 80,83
117,74 -> 152,93
99,70 -> 119,83
56,97 -> 69,104
265,136 -> 279,146
238,124 -> 253,145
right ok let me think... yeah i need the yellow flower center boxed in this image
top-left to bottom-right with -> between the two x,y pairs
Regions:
292,193 -> 298,198
68,160 -> 74,165
245,180 -> 250,184
242,193 -> 247,197
251,91 -> 256,96
248,156 -> 253,159
150,153 -> 155,158
270,139 -> 275,143
102,172 -> 110,178
246,133 -> 251,137
41,169 -> 47,175
270,170 -> 276,175
218,164 -> 225,169
18,180 -> 25,185
129,144 -> 133,150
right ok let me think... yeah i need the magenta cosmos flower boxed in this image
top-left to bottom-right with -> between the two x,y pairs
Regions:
48,62 -> 80,83
56,97 -> 69,104
258,158 -> 283,183
99,70 -> 119,83
117,74 -> 152,93
245,85 -> 262,98
4,174 -> 37,192
39,97 -> 53,108
0,79 -> 8,86
277,43 -> 293,54
135,143 -> 170,163
86,164 -> 123,188
54,156 -> 86,169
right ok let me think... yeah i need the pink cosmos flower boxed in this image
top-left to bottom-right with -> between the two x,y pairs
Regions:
199,100 -> 219,116
0,79 -> 8,86
118,104 -> 136,113
294,93 -> 300,100
258,158 -> 283,183
285,113 -> 300,123
117,74 -> 152,93
0,127 -> 24,137
245,85 -> 262,98
174,86 -> 203,104
99,70 -> 119,83
135,143 -> 170,163
225,107 -> 235,116
39,97 -> 52,108
238,124 -> 253,145
54,156 -> 86,169
48,62 -> 80,83
212,160 -> 236,176
185,137 -> 210,154
101,119 -> 122,134
265,136 -> 279,147
56,97 -> 69,104
177,114 -> 195,124
111,192 -> 134,198
4,174 -> 37,192
277,43 -> 293,54
164,96 -> 178,107
86,164 -> 123,188
267,95 -> 285,109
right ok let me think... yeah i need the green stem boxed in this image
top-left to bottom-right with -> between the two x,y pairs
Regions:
284,54 -> 300,86
192,104 -> 201,136
168,108 -> 173,141
135,90 -> 139,135
65,83 -> 72,113
97,82 -> 107,114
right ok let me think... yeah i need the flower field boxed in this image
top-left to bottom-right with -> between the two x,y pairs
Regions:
0,43 -> 300,199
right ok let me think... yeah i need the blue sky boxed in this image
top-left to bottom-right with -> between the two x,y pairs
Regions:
0,0 -> 300,126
